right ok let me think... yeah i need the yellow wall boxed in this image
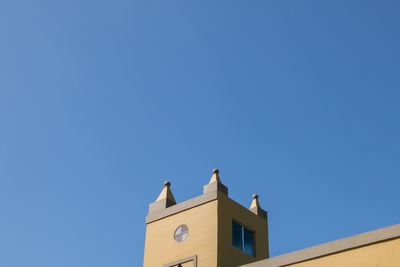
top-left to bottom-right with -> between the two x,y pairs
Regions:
218,194 -> 269,267
143,200 -> 218,267
287,238 -> 400,267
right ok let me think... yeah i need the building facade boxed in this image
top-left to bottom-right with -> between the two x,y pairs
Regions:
143,169 -> 400,267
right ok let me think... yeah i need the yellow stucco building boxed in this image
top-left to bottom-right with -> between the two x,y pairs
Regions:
143,169 -> 400,267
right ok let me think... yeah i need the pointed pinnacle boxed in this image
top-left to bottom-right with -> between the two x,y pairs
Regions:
156,180 -> 176,203
250,193 -> 261,209
209,168 -> 221,184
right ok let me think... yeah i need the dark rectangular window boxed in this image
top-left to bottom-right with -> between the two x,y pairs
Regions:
232,221 -> 243,250
232,220 -> 255,256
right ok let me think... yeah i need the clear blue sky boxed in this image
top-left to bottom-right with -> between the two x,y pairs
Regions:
1,1 -> 399,266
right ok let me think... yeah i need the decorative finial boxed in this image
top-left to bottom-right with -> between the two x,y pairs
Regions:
148,180 -> 177,213
209,168 -> 221,183
249,193 -> 267,220
155,180 -> 176,203
203,168 -> 228,195
250,193 -> 261,210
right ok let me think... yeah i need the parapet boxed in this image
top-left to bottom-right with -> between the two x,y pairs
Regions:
146,168 -> 268,223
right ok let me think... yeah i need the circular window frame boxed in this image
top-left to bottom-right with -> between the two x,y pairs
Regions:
174,224 -> 189,242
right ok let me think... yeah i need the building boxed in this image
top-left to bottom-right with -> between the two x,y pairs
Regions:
143,169 -> 400,267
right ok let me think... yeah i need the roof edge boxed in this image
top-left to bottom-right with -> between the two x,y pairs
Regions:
146,190 -> 219,224
240,223 -> 400,267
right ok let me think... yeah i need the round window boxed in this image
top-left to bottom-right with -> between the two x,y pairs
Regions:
174,225 -> 188,242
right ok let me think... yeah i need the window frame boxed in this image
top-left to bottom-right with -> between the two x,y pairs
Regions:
163,255 -> 197,267
232,220 -> 256,257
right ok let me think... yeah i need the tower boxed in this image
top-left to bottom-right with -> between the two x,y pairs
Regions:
143,169 -> 269,267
